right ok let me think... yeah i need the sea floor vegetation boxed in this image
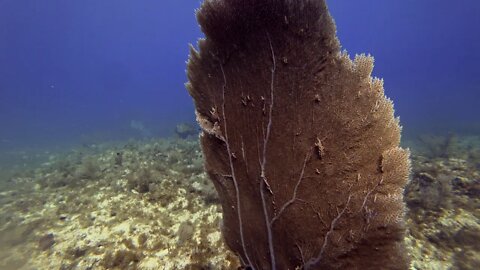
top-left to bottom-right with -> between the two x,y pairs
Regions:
0,134 -> 478,269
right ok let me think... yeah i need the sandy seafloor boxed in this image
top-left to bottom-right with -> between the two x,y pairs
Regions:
0,135 -> 478,270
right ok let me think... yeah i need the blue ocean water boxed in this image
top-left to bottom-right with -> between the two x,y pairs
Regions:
0,0 -> 479,151
0,1 -> 479,269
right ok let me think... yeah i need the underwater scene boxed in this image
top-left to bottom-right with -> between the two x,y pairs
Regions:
0,0 -> 479,269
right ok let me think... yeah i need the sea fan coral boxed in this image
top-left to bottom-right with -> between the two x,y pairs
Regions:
186,0 -> 411,269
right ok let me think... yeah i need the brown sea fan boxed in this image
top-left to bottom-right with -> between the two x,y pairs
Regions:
186,0 -> 411,269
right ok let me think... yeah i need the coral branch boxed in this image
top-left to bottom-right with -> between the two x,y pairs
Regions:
304,194 -> 353,269
270,148 -> 312,226
218,61 -> 254,269
260,32 -> 277,269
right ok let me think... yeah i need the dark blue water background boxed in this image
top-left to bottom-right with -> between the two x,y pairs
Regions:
1,0 -> 479,151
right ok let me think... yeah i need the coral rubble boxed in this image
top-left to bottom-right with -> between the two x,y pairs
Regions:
0,138 -> 237,270
0,135 -> 478,269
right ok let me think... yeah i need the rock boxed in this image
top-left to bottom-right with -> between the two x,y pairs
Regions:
177,221 -> 195,245
175,123 -> 198,139
38,233 -> 55,250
